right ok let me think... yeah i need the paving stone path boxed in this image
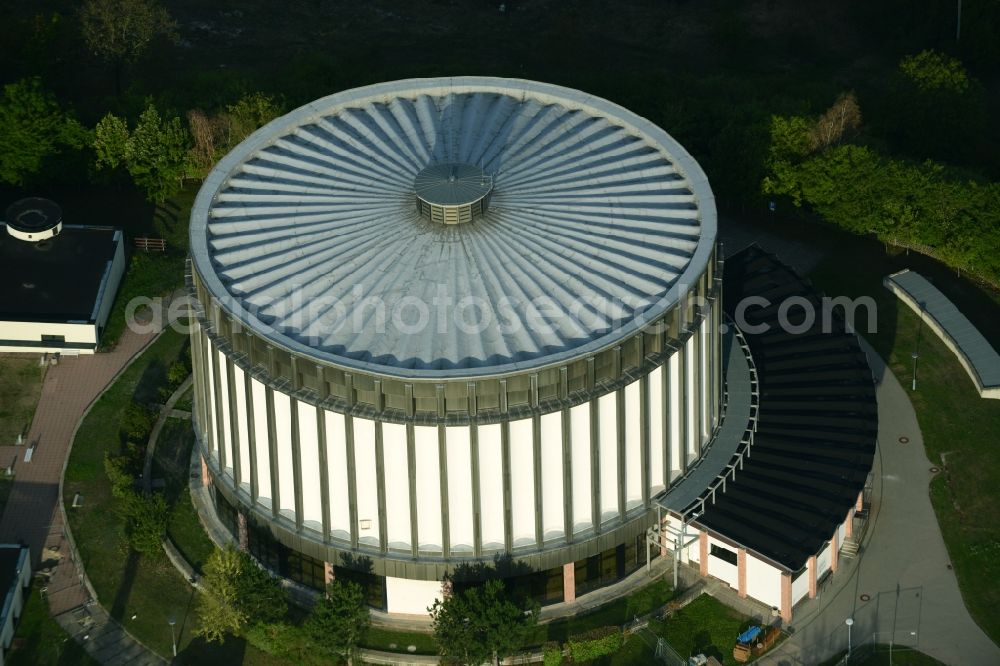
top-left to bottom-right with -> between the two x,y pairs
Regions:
0,318 -> 170,665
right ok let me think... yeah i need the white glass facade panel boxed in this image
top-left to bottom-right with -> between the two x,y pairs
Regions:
648,366 -> 665,494
273,393 -> 296,516
478,424 -> 504,550
701,319 -> 710,441
414,426 -> 442,550
216,350 -> 234,476
624,381 -> 642,509
509,418 -> 535,547
446,426 -> 474,552
325,411 -> 350,541
232,366 -> 252,486
598,393 -> 618,522
685,336 -> 697,459
353,419 -> 380,546
570,404 -> 592,532
205,343 -> 217,456
540,412 -> 564,541
297,401 -> 322,528
382,423 -> 410,550
250,379 -> 271,503
668,353 -> 682,479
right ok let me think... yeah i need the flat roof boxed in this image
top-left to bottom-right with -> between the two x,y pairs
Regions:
190,77 -> 717,379
885,269 -> 1000,390
0,225 -> 120,323
696,246 -> 877,571
0,546 -> 23,604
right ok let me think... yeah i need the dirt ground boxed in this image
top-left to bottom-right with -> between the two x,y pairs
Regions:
0,356 -> 46,446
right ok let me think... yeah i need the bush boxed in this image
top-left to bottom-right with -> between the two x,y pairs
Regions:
121,403 -> 155,443
543,641 -> 563,666
566,626 -> 623,662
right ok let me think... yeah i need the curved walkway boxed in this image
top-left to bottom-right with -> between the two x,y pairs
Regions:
142,375 -> 194,494
0,320 -> 168,664
757,339 -> 1000,666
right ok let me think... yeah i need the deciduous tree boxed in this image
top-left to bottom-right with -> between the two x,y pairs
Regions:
0,79 -> 87,186
79,0 -> 176,93
305,580 -> 371,665
429,578 -> 538,666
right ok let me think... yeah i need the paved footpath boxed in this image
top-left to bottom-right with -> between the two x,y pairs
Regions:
757,341 -> 1000,666
0,320 -> 169,665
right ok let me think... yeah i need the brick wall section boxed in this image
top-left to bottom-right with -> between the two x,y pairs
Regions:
737,548 -> 747,598
562,562 -> 575,603
808,555 -> 817,599
780,572 -> 792,623
831,530 -> 839,573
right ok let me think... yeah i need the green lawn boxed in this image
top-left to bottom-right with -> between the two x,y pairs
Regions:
0,356 -> 45,446
7,582 -> 98,666
805,224 -> 1000,646
174,385 -> 194,413
654,594 -> 754,666
154,417 -> 215,573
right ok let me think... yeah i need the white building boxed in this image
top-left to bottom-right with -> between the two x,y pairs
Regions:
187,77 -> 723,614
0,545 -> 31,665
0,198 -> 125,355
187,79 -> 876,621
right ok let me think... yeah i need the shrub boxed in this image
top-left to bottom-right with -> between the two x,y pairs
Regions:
543,641 -> 563,666
566,626 -> 623,662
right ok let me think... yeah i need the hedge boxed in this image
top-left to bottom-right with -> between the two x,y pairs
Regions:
566,626 -> 624,662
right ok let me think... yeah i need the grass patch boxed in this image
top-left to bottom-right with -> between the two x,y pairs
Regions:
0,356 -> 45,445
804,223 -> 1000,646
654,594 -> 753,666
7,582 -> 98,666
63,328 -> 281,663
174,385 -> 194,413
528,577 -> 673,647
361,627 -> 439,655
154,417 -> 215,573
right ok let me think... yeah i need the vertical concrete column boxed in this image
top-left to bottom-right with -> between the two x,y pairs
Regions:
845,507 -> 855,538
856,491 -> 864,512
324,561 -> 335,587
737,548 -> 747,598
562,562 -> 576,603
698,531 -> 708,576
807,555 -> 817,599
780,572 -> 792,624
237,511 -> 248,551
831,532 -> 839,573
201,455 -> 211,488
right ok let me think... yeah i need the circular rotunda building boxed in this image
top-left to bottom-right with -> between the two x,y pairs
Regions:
188,77 -> 727,614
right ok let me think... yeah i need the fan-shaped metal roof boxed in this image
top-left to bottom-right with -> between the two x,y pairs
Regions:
190,78 -> 716,378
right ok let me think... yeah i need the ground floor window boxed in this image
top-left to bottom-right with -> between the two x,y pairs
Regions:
574,535 -> 659,597
710,544 -> 737,566
504,565 -> 564,607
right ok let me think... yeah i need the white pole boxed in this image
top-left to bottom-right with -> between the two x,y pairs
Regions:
846,618 -> 854,658
957,0 -> 962,42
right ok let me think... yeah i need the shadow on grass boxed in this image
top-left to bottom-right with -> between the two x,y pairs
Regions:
109,550 -> 141,622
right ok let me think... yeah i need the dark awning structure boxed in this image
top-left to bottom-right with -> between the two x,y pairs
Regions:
696,245 -> 877,571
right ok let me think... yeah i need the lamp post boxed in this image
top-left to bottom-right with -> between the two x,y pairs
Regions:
846,618 -> 854,658
911,352 -> 919,391
168,618 -> 177,657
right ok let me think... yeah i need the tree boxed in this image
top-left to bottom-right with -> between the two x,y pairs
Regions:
809,91 -> 862,152
93,113 -> 130,171
0,79 -> 87,186
79,0 -> 176,93
429,579 -> 538,666
196,545 -> 287,643
305,580 -> 371,665
94,105 -> 191,202
125,104 -> 191,202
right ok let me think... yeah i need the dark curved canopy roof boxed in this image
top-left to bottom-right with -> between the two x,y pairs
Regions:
697,245 -> 877,571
